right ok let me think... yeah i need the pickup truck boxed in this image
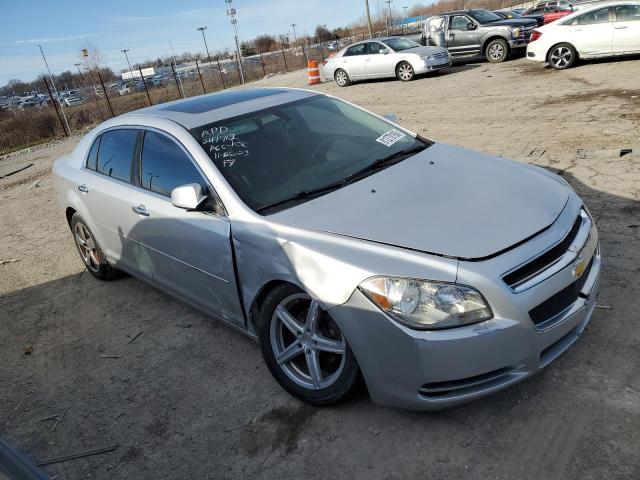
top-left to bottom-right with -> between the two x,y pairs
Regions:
422,9 -> 538,63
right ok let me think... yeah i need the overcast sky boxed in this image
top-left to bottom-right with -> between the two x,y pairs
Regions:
0,0 -> 413,86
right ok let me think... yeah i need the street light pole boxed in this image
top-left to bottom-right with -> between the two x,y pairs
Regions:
403,6 -> 408,34
120,49 -> 133,79
225,0 -> 245,85
385,0 -> 393,35
290,23 -> 297,42
196,26 -> 212,64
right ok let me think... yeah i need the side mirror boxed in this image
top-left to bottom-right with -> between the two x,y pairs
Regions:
380,48 -> 390,55
467,22 -> 477,30
171,183 -> 208,211
383,112 -> 398,123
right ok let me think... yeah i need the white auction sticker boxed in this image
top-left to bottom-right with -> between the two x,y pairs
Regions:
376,129 -> 406,147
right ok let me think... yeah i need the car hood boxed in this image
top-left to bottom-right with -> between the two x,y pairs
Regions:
486,17 -> 538,26
400,46 -> 448,55
269,143 -> 569,259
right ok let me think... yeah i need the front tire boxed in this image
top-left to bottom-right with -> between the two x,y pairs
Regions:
486,39 -> 509,63
71,213 -> 119,280
396,61 -> 415,81
547,43 -> 577,70
334,69 -> 351,87
258,284 -> 359,406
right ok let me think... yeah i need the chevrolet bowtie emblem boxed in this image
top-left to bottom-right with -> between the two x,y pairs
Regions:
573,256 -> 587,278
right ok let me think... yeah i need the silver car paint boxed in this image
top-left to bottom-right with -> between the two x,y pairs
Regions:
323,39 -> 451,82
53,88 -> 601,410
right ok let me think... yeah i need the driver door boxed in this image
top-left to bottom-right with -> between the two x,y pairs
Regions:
129,129 -> 245,327
364,42 -> 394,77
447,15 -> 480,54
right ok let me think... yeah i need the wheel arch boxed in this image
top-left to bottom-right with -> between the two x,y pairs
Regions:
65,207 -> 77,229
482,35 -> 510,55
248,279 -> 303,333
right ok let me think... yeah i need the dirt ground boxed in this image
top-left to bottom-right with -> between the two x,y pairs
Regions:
1,55 -> 639,479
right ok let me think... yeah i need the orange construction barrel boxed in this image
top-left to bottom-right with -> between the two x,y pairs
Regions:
307,60 -> 321,85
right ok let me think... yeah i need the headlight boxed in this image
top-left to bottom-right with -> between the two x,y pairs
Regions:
359,277 -> 493,330
510,27 -> 522,38
420,54 -> 434,61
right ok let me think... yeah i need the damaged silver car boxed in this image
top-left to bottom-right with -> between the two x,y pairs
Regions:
53,88 -> 601,410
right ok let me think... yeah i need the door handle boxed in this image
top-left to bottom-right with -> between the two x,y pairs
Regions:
77,184 -> 88,193
132,205 -> 149,216
614,25 -> 628,29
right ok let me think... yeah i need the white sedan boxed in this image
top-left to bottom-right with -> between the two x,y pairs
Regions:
526,0 -> 640,69
323,37 -> 451,86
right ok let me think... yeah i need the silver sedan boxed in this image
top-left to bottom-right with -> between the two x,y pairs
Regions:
323,37 -> 451,86
54,88 -> 601,411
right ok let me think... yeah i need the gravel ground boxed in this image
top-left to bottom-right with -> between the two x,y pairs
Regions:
1,56 -> 639,479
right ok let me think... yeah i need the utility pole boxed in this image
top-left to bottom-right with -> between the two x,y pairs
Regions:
225,0 -> 245,85
364,0 -> 373,38
120,49 -> 133,79
169,41 -> 184,98
290,23 -> 297,42
385,0 -> 393,35
39,44 -> 70,135
196,27 -> 212,63
403,6 -> 408,34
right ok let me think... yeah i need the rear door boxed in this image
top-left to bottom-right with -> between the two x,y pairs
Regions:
81,128 -> 153,278
569,7 -> 613,55
612,4 -> 640,53
447,15 -> 480,54
340,43 -> 368,78
127,129 -> 245,326
364,42 -> 394,77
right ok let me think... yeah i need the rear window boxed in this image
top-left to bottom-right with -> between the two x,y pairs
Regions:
96,129 -> 138,183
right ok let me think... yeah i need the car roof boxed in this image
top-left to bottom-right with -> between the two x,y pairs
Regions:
124,87 -> 319,130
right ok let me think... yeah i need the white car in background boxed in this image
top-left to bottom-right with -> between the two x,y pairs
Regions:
323,37 -> 451,86
526,1 -> 640,69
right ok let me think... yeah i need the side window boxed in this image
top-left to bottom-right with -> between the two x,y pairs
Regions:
450,15 -> 471,30
615,4 -> 640,21
575,7 -> 610,25
140,130 -> 205,197
344,44 -> 366,56
427,17 -> 445,31
367,42 -> 384,54
96,129 -> 138,183
86,135 -> 100,171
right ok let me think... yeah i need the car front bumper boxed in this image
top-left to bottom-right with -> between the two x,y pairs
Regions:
329,203 -> 601,411
414,59 -> 452,74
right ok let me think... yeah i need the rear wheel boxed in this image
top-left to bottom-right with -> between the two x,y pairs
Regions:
334,69 -> 351,87
547,43 -> 577,70
71,213 -> 119,280
258,284 -> 359,405
396,61 -> 415,81
486,39 -> 509,63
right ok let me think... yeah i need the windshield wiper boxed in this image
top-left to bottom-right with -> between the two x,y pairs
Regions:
256,140 -> 431,214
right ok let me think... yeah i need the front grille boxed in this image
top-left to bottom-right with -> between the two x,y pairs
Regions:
433,51 -> 449,59
528,257 -> 593,328
503,213 -> 583,289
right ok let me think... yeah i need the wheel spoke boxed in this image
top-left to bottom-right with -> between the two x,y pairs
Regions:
276,305 -> 304,335
306,300 -> 320,334
313,335 -> 345,355
305,349 -> 322,389
276,341 -> 304,365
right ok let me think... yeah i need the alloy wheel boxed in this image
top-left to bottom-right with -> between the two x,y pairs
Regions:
269,293 -> 346,391
74,222 -> 100,272
335,70 -> 348,86
488,43 -> 505,61
550,46 -> 572,69
398,63 -> 414,81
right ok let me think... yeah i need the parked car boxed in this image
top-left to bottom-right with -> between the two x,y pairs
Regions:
527,1 -> 640,68
323,37 -> 450,86
53,88 -> 601,411
424,9 -> 538,62
494,9 -> 545,26
64,95 -> 84,107
523,4 -> 574,23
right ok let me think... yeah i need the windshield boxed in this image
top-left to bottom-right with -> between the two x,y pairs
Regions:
382,37 -> 421,51
468,9 -> 503,23
190,96 -> 428,212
